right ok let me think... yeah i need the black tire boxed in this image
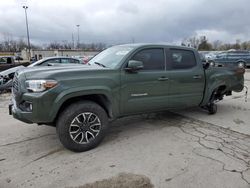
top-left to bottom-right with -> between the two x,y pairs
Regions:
208,103 -> 217,115
56,100 -> 109,152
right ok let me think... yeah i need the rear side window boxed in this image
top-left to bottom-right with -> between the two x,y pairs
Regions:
170,49 -> 196,69
41,59 -> 60,66
61,59 -> 71,64
70,59 -> 80,64
227,53 -> 248,58
131,48 -> 165,70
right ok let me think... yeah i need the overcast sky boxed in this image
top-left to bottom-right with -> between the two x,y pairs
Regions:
0,0 -> 250,45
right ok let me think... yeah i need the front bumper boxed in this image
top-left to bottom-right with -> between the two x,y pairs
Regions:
9,88 -> 59,124
9,103 -> 33,124
9,95 -> 33,124
9,71 -> 58,124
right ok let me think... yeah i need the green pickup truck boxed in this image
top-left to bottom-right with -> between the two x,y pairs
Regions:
9,44 -> 245,152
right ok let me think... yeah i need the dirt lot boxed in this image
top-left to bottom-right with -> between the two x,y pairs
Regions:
0,70 -> 250,188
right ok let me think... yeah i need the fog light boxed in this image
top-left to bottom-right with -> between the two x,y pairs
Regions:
20,101 -> 33,112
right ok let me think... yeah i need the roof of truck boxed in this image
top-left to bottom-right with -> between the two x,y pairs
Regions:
117,43 -> 196,51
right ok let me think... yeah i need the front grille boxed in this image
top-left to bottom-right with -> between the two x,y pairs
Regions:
12,73 -> 19,92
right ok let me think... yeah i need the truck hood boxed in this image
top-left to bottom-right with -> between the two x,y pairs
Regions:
17,64 -> 108,80
18,65 -> 110,80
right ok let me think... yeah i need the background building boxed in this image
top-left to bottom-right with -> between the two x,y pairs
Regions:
21,49 -> 99,60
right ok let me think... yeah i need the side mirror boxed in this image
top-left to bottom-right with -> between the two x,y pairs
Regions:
125,60 -> 143,72
203,61 -> 210,69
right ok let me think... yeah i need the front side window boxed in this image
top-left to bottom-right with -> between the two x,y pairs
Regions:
170,49 -> 196,69
131,48 -> 165,70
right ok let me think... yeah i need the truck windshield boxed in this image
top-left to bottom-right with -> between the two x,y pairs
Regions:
89,46 -> 134,68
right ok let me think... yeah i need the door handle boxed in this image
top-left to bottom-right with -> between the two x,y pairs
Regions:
193,75 -> 202,79
158,77 -> 169,81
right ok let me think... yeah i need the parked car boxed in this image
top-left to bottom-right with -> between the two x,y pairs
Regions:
210,50 -> 250,68
0,56 -> 30,71
29,56 -> 81,67
0,57 -> 83,93
0,66 -> 24,93
15,56 -> 24,61
73,55 -> 95,64
9,44 -> 245,152
199,51 -> 217,61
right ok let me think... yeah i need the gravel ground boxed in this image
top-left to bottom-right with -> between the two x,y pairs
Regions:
0,71 -> 250,188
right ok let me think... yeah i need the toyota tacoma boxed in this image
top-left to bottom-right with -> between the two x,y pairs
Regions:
9,44 -> 245,152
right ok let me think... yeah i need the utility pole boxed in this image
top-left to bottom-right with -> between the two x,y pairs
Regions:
23,6 -> 31,60
72,33 -> 74,49
76,25 -> 80,48
131,37 -> 135,43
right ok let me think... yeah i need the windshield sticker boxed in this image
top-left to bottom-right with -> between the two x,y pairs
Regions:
116,49 -> 131,56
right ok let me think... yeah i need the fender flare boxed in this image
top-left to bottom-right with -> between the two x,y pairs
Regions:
48,86 -> 114,121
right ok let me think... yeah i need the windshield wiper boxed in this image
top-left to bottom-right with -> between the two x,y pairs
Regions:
94,62 -> 106,68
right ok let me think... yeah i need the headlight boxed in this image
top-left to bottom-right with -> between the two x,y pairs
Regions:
210,61 -> 215,67
25,80 -> 58,92
238,62 -> 245,68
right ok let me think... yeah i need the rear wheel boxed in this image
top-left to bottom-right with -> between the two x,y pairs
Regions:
56,100 -> 109,152
208,103 -> 217,115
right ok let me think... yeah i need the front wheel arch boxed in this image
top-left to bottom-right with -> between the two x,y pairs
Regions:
237,60 -> 246,68
54,94 -> 112,125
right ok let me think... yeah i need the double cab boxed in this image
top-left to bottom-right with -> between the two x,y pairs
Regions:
9,44 -> 245,152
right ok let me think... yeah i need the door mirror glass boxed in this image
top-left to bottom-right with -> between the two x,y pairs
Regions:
125,60 -> 143,72
203,61 -> 210,69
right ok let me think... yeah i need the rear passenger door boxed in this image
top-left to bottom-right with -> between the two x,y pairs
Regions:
167,49 -> 205,108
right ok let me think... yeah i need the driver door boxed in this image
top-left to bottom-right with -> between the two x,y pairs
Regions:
120,48 -> 170,115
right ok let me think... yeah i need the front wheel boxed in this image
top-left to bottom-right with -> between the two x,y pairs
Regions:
56,101 -> 109,152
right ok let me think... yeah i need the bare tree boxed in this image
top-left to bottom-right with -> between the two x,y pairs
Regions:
213,40 -> 222,50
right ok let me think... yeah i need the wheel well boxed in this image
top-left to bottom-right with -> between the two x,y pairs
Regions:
210,85 -> 227,101
237,60 -> 246,63
217,85 -> 226,93
55,94 -> 112,124
237,60 -> 246,67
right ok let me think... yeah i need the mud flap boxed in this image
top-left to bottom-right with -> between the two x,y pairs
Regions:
9,104 -> 13,115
